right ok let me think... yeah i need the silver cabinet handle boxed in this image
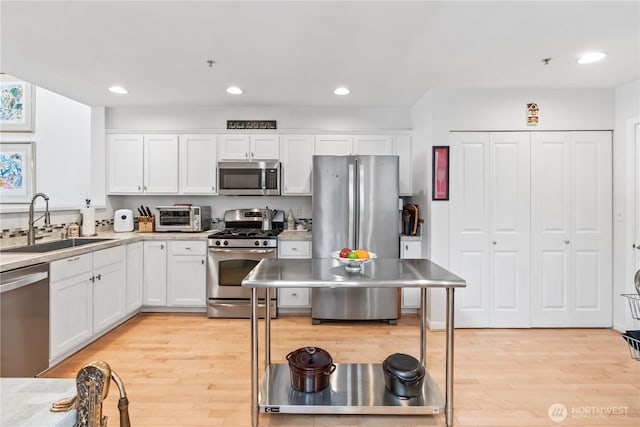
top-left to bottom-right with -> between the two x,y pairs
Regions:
251,152 -> 254,158
201,259 -> 205,265
405,244 -> 409,250
67,257 -> 80,262
291,247 -> 298,251
291,293 -> 297,297
160,244 -> 165,250
564,240 -> 570,244
96,274 -> 101,281
184,247 -> 191,251
90,276 -> 94,283
635,243 -> 640,250
144,185 -> 148,190
245,152 -> 249,158
492,241 -> 497,245
137,185 -> 141,191
212,185 -> 215,191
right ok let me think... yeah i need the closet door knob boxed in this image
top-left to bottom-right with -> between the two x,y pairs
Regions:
564,240 -> 570,244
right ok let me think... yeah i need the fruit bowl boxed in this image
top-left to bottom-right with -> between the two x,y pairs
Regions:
331,251 -> 377,273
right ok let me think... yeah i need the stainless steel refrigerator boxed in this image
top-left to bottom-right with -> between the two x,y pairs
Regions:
311,155 -> 400,323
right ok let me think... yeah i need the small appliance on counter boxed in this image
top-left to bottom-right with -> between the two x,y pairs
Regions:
155,205 -> 211,232
114,209 -> 134,232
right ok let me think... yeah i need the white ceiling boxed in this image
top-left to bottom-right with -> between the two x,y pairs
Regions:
1,1 -> 638,109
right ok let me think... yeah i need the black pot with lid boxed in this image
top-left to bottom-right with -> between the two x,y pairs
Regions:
286,346 -> 336,393
382,353 -> 425,398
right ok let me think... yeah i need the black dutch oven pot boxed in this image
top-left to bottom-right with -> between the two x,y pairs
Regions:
382,353 -> 425,398
286,346 -> 336,393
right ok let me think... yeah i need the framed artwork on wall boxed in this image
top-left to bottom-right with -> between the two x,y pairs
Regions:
0,76 -> 35,132
0,142 -> 35,203
432,146 -> 449,201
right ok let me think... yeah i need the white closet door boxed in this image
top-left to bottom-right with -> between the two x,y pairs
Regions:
450,132 -> 491,327
531,131 -> 612,327
489,132 -> 531,327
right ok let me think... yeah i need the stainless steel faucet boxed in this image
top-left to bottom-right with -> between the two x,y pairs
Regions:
28,192 -> 51,245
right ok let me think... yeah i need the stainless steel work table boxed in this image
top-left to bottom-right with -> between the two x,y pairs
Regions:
242,258 -> 466,427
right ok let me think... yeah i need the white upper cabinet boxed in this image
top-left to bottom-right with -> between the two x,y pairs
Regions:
107,134 -> 144,194
353,135 -> 393,155
107,134 -> 179,194
282,135 -> 314,195
219,134 -> 279,160
144,135 -> 179,193
394,135 -> 412,196
179,134 -> 218,194
314,135 -> 353,155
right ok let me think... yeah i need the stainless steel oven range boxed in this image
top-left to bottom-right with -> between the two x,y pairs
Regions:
207,208 -> 283,318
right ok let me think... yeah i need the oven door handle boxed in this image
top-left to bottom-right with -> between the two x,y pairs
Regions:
209,248 -> 276,255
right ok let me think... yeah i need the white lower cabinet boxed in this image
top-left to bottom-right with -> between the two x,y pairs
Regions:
50,246 -> 126,363
143,241 -> 167,306
143,240 -> 207,309
278,240 -> 311,309
167,241 -> 206,307
126,242 -> 144,314
92,246 -> 127,335
400,238 -> 422,309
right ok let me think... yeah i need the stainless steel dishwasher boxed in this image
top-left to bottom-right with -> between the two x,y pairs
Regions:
0,263 -> 50,377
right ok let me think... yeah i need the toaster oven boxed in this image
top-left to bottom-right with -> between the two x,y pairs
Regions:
155,206 -> 212,232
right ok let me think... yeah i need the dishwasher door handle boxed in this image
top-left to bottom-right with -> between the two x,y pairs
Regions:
0,271 -> 49,293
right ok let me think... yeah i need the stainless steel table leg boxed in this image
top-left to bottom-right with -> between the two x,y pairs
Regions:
265,290 -> 271,366
420,287 -> 428,364
445,287 -> 455,427
251,287 -> 259,427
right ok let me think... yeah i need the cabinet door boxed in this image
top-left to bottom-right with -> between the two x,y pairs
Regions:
353,135 -> 393,155
219,135 -> 251,160
394,135 -> 412,196
126,242 -> 143,314
531,131 -> 612,327
143,241 -> 167,306
144,135 -> 179,193
179,134 -> 218,194
314,135 -> 353,155
93,246 -> 126,334
50,274 -> 93,360
251,135 -> 280,159
282,135 -> 313,195
167,254 -> 206,307
449,132 -> 491,327
277,240 -> 311,308
400,240 -> 421,309
107,134 -> 144,194
489,132 -> 531,327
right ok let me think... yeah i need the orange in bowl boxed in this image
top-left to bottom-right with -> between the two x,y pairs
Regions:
355,249 -> 370,259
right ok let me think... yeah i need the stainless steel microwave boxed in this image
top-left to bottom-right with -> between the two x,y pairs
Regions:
218,161 -> 281,196
155,206 -> 212,232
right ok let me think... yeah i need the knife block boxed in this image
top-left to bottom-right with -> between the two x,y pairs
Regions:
138,215 -> 155,232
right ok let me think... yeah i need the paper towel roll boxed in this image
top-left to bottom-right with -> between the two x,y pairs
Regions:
80,207 -> 96,236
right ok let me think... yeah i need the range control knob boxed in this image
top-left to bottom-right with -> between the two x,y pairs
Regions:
254,241 -> 260,246
214,240 -> 221,246
223,240 -> 229,246
263,240 -> 269,246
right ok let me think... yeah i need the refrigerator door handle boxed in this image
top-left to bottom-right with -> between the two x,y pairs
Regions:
348,161 -> 356,249
358,160 -> 365,248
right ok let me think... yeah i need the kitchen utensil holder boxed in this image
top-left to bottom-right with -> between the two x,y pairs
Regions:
138,215 -> 155,233
621,294 -> 640,320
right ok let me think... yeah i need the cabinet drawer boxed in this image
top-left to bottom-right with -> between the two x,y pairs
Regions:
50,253 -> 92,282
278,288 -> 310,307
93,245 -> 125,269
278,240 -> 311,258
169,241 -> 206,256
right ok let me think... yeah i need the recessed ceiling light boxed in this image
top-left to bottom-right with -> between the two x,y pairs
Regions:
577,52 -> 606,64
334,87 -> 350,96
226,86 -> 243,95
108,85 -> 128,94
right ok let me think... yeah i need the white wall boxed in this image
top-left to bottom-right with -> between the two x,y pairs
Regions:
0,87 -> 99,232
106,106 -> 411,131
613,80 -> 640,332
410,87 -> 615,329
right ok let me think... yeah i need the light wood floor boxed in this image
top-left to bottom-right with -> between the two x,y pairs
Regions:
43,313 -> 639,427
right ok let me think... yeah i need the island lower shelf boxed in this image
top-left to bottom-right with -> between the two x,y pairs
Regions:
259,363 -> 445,415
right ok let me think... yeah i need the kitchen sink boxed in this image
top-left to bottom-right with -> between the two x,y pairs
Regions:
0,238 -> 115,253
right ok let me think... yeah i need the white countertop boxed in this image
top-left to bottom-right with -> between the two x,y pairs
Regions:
0,378 -> 76,427
0,230 -> 211,272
